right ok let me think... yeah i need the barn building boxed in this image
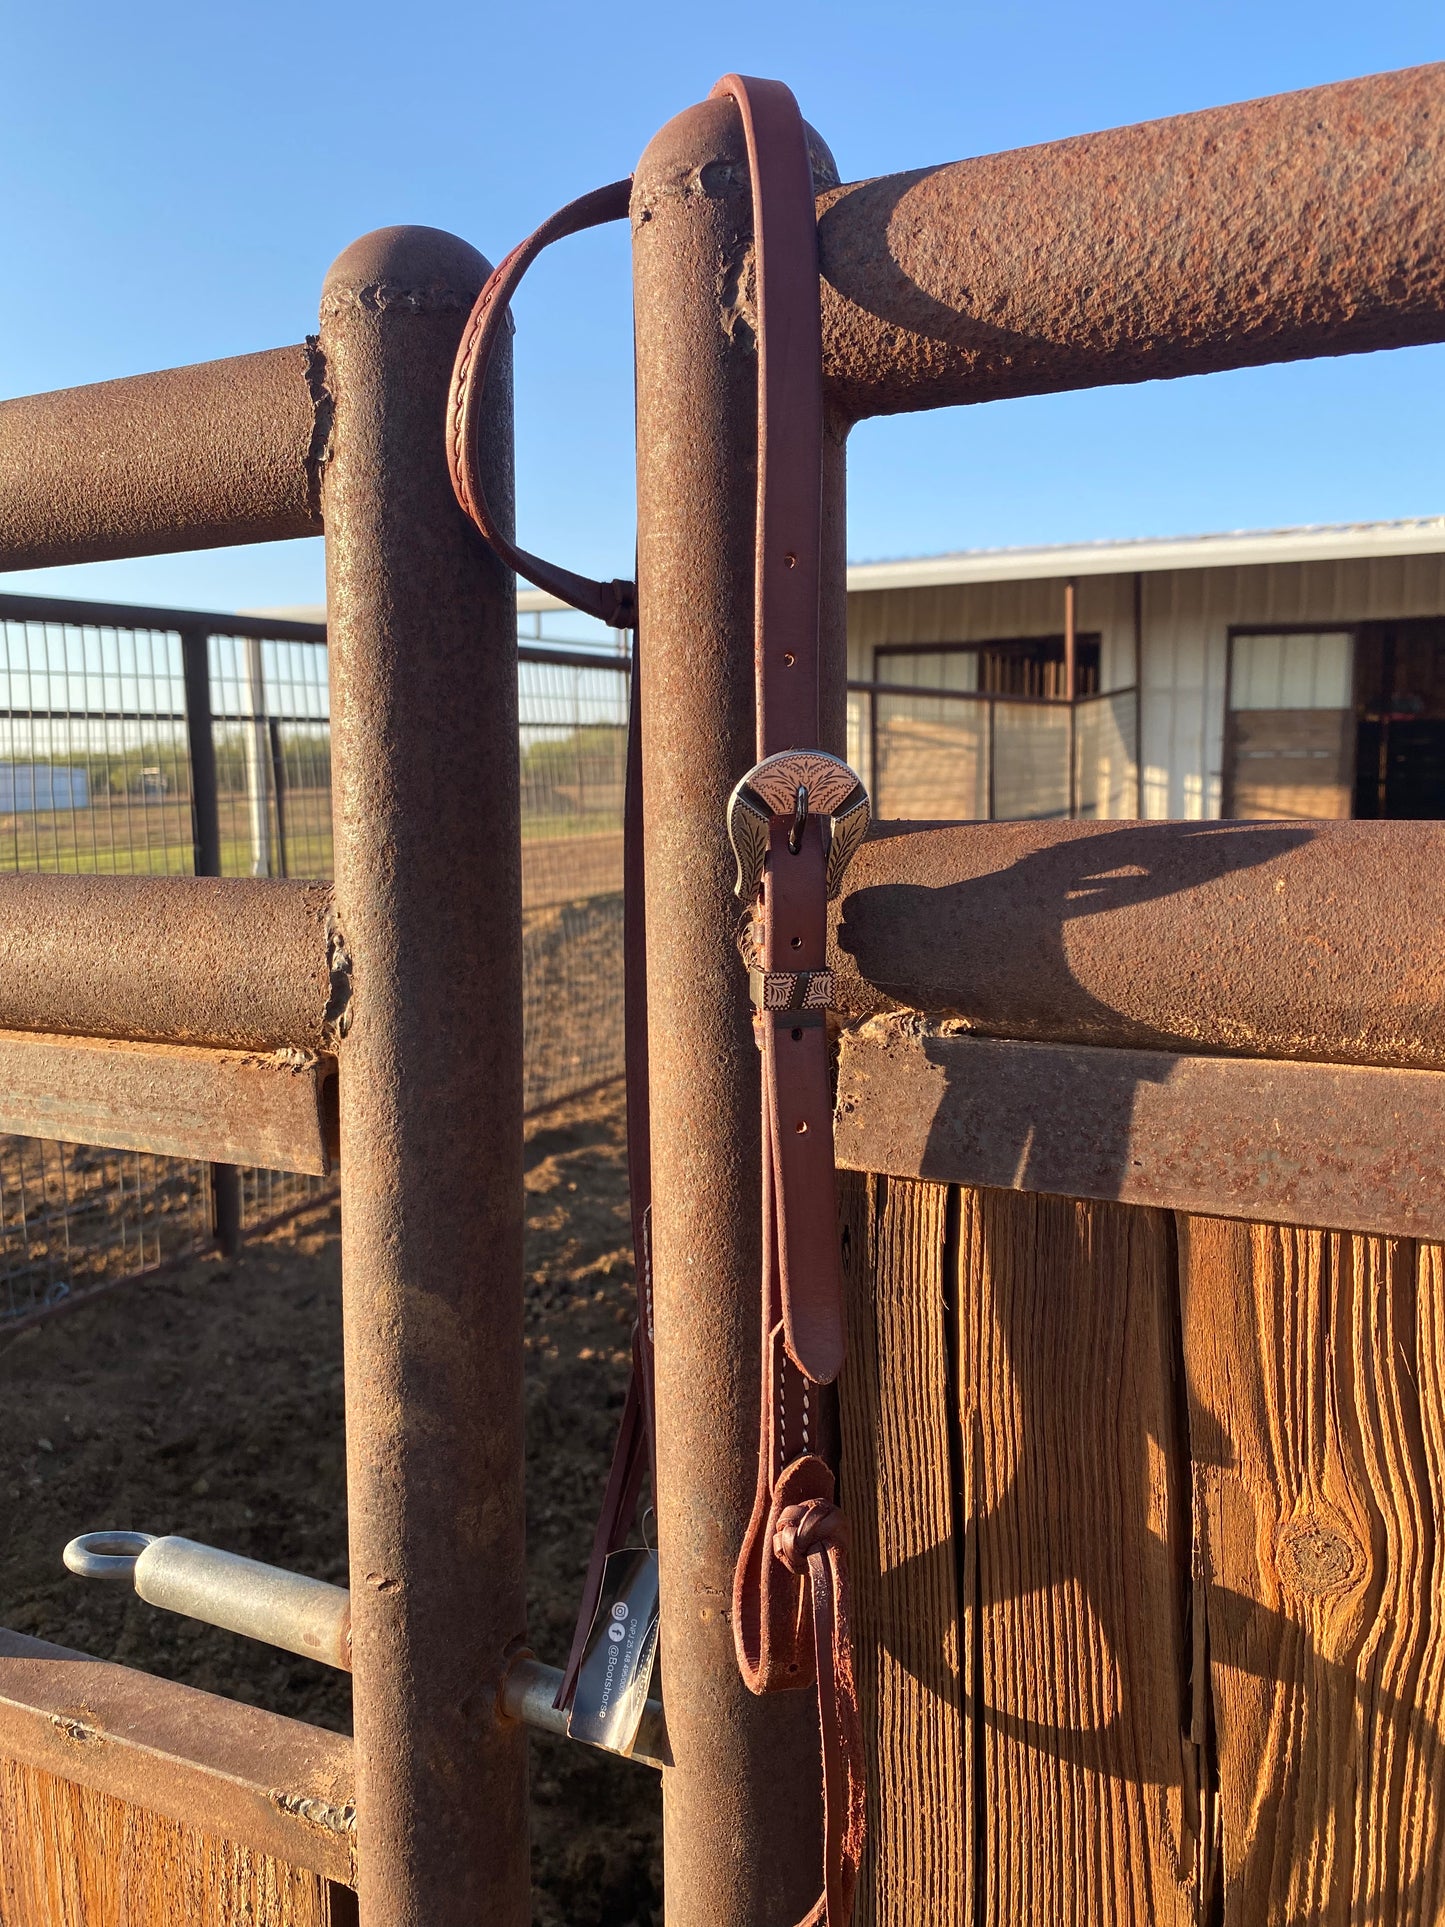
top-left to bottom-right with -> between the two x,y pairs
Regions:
844,516 -> 1445,823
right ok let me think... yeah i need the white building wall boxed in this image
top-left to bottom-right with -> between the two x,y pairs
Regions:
1138,552 -> 1445,818
849,549 -> 1445,819
847,573 -> 1138,688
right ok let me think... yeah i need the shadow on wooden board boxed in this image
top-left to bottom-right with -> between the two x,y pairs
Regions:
840,1173 -> 1445,1926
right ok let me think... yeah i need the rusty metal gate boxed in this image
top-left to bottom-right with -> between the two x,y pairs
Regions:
631,60 -> 1445,1927
1,55 -> 1444,1927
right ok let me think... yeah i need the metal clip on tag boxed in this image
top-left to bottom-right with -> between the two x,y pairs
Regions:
566,1546 -> 663,1758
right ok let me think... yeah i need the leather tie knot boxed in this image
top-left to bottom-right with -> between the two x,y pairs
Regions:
773,1498 -> 848,1575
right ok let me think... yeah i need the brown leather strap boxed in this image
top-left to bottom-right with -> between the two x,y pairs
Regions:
712,71 -> 865,1927
714,75 -> 824,759
447,182 -> 653,1708
554,639 -> 655,1713
446,178 -> 638,629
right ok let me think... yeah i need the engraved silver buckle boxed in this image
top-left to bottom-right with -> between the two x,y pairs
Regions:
726,750 -> 871,904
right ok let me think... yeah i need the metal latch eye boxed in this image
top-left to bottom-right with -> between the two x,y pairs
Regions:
63,1530 -> 155,1578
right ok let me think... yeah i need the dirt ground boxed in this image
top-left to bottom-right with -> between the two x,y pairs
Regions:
0,1079 -> 661,1927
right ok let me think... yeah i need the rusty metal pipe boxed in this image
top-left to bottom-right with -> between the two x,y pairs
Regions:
819,62 -> 1445,419
634,98 -> 845,1927
832,818 -> 1445,1070
0,346 -> 325,570
0,873 -> 342,1051
499,1655 -> 669,1771
320,227 -> 528,1927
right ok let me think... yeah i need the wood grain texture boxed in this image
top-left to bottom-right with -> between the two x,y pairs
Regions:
839,1171 -> 968,1927
1181,1217 -> 1445,1924
0,1629 -> 355,1884
841,1177 -> 1200,1924
958,1187 -> 1199,1926
0,1756 -> 355,1927
0,1029 -> 333,1174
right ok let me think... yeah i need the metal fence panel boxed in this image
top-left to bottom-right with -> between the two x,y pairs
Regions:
0,596 -> 631,1326
518,651 -> 628,1110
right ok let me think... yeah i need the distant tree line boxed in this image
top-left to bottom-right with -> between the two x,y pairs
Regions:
521,724 -> 627,818
7,724 -> 332,801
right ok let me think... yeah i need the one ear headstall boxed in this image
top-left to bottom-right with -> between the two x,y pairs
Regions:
712,71 -> 867,1927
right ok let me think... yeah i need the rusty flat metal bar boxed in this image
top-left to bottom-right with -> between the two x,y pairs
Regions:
633,97 -> 847,1927
837,1023 -> 1445,1239
0,1627 -> 354,1884
0,874 -> 343,1052
0,1029 -> 334,1172
831,819 -> 1445,1072
818,62 -> 1445,419
0,346 -> 325,570
0,590 -> 326,643
321,227 -> 529,1927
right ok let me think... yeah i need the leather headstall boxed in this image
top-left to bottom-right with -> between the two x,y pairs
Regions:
446,72 -> 868,1927
712,73 -> 867,1927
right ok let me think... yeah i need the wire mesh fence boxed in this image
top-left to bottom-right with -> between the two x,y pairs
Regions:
518,646 -> 629,1110
0,594 -> 632,1328
850,679 -> 1139,821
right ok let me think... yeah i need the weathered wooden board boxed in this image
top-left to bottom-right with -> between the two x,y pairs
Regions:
0,1628 -> 355,1884
1180,1218 -> 1445,1923
835,1024 -> 1445,1242
841,1178 -> 1201,1924
839,1172 -> 968,1927
0,1756 -> 355,1927
0,1028 -> 336,1173
957,1187 -> 1199,1924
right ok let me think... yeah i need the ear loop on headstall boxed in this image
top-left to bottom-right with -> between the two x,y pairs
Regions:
446,177 -> 637,629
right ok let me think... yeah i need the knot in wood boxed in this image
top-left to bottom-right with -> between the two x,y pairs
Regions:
1276,1511 -> 1366,1598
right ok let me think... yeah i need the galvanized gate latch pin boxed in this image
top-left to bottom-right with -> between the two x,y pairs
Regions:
62,1530 -> 666,1769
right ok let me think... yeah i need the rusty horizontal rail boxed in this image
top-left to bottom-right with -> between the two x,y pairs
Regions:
0,875 -> 343,1052
0,345 -> 324,571
0,1030 -> 335,1172
818,62 -> 1445,418
0,1627 -> 354,1884
837,1024 -> 1445,1239
830,819 -> 1445,1072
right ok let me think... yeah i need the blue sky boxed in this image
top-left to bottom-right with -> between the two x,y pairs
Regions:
1,0 -> 1442,614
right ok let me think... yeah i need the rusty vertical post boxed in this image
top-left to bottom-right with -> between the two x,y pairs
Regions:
633,98 -> 846,1926
319,226 -> 528,1927
1064,577 -> 1078,815
267,718 -> 290,878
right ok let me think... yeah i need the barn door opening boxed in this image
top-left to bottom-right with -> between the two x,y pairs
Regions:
1224,629 -> 1356,819
1354,618 -> 1445,818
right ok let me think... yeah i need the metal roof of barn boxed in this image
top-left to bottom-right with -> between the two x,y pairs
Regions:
841,516 -> 1445,592
254,518 -> 1445,623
